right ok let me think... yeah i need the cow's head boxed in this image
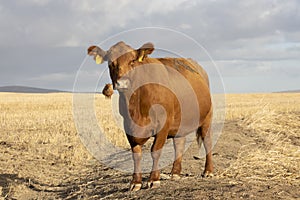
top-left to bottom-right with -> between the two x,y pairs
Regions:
87,41 -> 154,91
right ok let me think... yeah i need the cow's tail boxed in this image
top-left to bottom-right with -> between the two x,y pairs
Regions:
196,106 -> 213,148
196,127 -> 202,148
193,128 -> 203,160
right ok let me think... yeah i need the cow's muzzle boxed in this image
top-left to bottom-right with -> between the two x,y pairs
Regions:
115,79 -> 130,91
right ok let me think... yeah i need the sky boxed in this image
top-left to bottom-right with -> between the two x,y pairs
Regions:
0,0 -> 299,93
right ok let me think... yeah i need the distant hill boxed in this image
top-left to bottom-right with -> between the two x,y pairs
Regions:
0,86 -> 66,93
275,89 -> 300,93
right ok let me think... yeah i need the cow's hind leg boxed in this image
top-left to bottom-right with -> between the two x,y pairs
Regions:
171,137 -> 186,180
197,119 -> 214,177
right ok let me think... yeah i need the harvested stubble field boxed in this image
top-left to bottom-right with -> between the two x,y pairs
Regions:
0,92 -> 299,199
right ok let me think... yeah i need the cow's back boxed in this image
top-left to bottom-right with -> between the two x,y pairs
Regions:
157,57 -> 211,114
157,58 -> 209,87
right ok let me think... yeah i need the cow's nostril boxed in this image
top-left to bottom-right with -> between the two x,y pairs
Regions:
115,79 -> 130,91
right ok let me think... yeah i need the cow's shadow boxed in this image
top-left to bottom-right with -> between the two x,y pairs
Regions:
0,174 -> 19,197
0,173 -> 81,199
0,168 -> 131,198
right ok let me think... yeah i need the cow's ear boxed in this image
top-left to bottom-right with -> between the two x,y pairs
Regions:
137,42 -> 154,62
87,46 -> 107,64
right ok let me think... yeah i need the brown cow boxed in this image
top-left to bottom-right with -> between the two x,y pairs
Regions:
102,83 -> 113,98
88,42 -> 213,191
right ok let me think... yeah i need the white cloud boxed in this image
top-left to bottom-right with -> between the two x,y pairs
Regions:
0,0 -> 205,47
0,0 -> 300,92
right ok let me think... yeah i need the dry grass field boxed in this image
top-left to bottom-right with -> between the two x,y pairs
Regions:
0,92 -> 299,199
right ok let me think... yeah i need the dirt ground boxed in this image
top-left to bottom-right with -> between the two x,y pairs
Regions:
0,93 -> 299,199
0,121 -> 298,200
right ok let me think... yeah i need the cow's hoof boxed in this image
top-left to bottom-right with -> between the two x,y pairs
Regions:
202,171 -> 214,178
171,174 -> 181,180
129,183 -> 142,191
147,180 -> 160,189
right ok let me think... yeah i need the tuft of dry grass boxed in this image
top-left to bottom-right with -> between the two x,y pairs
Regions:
223,93 -> 300,185
0,92 -> 299,198
0,93 -> 94,185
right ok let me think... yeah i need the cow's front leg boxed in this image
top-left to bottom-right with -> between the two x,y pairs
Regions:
130,144 -> 143,191
148,134 -> 167,189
